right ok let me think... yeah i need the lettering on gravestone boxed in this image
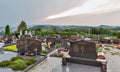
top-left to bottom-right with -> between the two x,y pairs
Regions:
69,40 -> 97,59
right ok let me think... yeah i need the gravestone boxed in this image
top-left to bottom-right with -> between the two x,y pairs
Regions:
17,35 -> 42,55
65,40 -> 102,67
61,40 -> 70,49
0,42 -> 4,54
5,37 -> 13,45
69,40 -> 97,59
63,41 -> 107,72
46,37 -> 56,48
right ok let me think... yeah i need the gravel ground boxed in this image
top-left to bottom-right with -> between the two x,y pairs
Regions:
106,48 -> 120,72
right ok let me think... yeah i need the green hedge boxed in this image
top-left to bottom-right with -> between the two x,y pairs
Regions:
25,58 -> 37,65
41,50 -> 48,54
0,60 -> 12,67
11,56 -> 23,61
0,56 -> 37,70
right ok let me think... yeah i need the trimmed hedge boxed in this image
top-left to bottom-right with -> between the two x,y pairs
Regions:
9,63 -> 27,70
41,50 -> 48,54
11,56 -> 23,61
0,60 -> 12,67
25,58 -> 37,65
0,56 -> 37,70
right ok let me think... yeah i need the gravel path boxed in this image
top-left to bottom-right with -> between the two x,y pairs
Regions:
106,48 -> 120,72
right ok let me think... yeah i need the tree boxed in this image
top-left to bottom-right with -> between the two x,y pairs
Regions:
17,21 -> 27,32
117,32 -> 120,39
5,25 -> 10,36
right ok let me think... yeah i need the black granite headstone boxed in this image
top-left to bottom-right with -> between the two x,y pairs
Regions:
17,35 -> 42,55
69,40 -> 97,59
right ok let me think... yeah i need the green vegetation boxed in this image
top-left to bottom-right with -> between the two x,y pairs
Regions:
13,59 -> 26,65
41,50 -> 48,54
11,56 -> 23,61
104,48 -> 110,50
30,25 -> 119,38
4,45 -> 18,51
24,58 -> 37,65
96,45 -> 101,51
5,25 -> 11,36
0,60 -> 12,67
9,63 -> 27,70
0,56 -> 37,70
58,53 -> 64,57
17,21 -> 27,32
111,52 -> 120,55
55,43 -> 61,48
117,32 -> 120,39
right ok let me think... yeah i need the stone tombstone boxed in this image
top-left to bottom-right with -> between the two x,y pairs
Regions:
0,42 -> 5,54
69,40 -> 97,59
5,37 -> 13,44
46,37 -> 56,48
17,35 -> 42,55
61,40 -> 69,48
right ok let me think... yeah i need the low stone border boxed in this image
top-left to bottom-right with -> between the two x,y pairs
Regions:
23,55 -> 47,72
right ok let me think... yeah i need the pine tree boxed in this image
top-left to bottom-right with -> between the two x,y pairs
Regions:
5,25 -> 10,36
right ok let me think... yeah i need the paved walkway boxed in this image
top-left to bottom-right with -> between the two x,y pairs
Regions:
29,49 -> 62,72
29,46 -> 120,72
29,49 -> 101,72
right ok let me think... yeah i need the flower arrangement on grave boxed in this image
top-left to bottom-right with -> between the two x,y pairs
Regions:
96,44 -> 102,51
25,51 -> 35,56
96,51 -> 106,62
50,48 -> 70,57
116,44 -> 120,49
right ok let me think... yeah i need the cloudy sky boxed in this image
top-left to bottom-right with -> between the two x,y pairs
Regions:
0,0 -> 120,26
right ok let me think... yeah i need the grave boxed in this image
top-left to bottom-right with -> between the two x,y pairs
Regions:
69,40 -> 97,59
61,39 -> 70,49
17,35 -> 42,56
63,40 -> 107,72
46,37 -> 56,48
0,42 -> 4,54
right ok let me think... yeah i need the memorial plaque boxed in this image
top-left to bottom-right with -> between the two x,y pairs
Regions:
69,40 -> 97,59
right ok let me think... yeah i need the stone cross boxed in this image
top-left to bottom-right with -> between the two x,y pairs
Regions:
20,30 -> 22,35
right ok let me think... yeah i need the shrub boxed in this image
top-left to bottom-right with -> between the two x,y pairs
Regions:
25,58 -> 37,65
9,59 -> 27,70
58,53 -> 64,57
4,45 -> 18,51
41,50 -> 48,54
104,48 -> 110,50
9,63 -> 27,70
13,59 -> 26,65
11,56 -> 23,61
0,60 -> 12,67
55,43 -> 61,48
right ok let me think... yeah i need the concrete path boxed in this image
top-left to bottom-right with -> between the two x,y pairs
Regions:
29,49 -> 62,72
29,49 -> 101,72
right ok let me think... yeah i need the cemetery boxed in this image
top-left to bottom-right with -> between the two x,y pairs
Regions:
0,25 -> 120,72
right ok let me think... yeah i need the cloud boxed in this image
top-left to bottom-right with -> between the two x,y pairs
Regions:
45,0 -> 120,20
